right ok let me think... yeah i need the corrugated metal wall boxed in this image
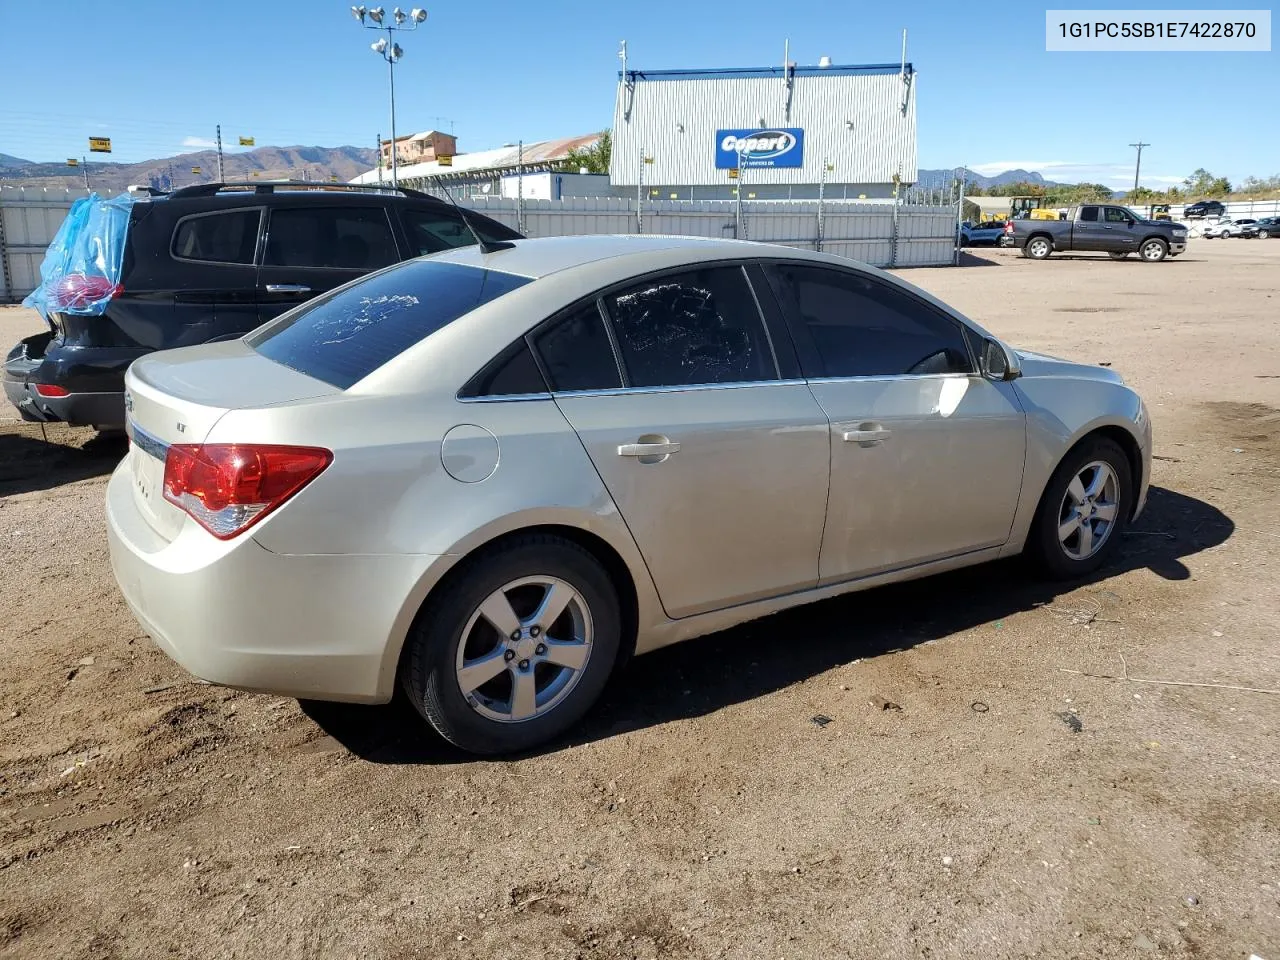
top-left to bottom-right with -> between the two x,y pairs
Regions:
611,70 -> 917,187
460,198 -> 957,268
0,188 -> 958,301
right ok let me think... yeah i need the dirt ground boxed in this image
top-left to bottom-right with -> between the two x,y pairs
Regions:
2,239 -> 1278,960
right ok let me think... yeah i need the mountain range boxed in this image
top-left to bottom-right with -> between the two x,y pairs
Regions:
0,146 -> 378,192
916,168 -> 1062,190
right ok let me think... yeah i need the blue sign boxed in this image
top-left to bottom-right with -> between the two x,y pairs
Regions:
715,128 -> 805,169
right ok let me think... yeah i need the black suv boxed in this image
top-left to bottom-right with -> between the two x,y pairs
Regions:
4,182 -> 521,429
1183,200 -> 1226,219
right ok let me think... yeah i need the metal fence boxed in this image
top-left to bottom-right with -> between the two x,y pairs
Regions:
0,186 -> 132,302
0,184 -> 961,302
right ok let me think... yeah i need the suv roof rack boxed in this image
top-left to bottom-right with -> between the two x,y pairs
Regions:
165,180 -> 435,201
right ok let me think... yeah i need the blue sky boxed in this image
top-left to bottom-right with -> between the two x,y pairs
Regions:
2,0 -> 1276,188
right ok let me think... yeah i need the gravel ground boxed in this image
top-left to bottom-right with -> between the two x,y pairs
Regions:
1,239 -> 1278,960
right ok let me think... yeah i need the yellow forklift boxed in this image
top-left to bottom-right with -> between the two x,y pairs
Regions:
1146,203 -> 1172,221
1008,195 -> 1061,220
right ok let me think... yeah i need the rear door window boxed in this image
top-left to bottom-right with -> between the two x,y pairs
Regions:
601,267 -> 777,388
172,209 -> 262,263
264,207 -> 399,270
1079,207 -> 1099,222
248,260 -> 531,389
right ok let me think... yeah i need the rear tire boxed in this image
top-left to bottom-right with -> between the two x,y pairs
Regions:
402,534 -> 621,755
1028,436 -> 1133,580
1025,236 -> 1053,260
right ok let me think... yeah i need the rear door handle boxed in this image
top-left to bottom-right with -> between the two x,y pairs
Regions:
263,284 -> 312,294
617,440 -> 681,457
842,426 -> 892,445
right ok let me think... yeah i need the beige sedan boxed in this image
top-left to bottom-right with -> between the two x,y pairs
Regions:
107,235 -> 1151,754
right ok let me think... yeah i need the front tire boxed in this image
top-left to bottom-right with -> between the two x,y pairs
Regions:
402,535 -> 621,755
1140,238 -> 1168,262
1259,229 -> 1270,239
1028,436 -> 1133,580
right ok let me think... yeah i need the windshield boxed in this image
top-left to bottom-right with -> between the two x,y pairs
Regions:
248,260 -> 531,389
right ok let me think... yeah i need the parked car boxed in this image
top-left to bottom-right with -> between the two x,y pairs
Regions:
107,235 -> 1152,755
958,221 -> 1006,247
1254,216 -> 1280,238
1007,204 -> 1187,261
4,182 -> 522,431
1202,218 -> 1259,238
1183,200 -> 1226,219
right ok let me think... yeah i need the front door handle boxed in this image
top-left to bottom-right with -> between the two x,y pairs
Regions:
842,425 -> 892,445
263,283 -> 312,294
618,440 -> 681,457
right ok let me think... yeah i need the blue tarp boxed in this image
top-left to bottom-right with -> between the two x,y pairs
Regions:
22,193 -> 135,320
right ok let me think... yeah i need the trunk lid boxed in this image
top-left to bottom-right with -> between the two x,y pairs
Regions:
123,340 -> 339,541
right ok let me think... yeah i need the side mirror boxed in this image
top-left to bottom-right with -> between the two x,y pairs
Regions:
982,338 -> 1022,382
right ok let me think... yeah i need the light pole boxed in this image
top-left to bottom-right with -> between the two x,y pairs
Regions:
351,6 -> 427,187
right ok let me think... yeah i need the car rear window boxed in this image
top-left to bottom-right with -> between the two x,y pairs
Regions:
248,260 -> 531,389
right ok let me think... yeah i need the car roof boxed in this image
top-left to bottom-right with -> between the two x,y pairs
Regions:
423,234 -> 825,280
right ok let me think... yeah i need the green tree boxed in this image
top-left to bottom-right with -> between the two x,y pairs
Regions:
563,130 -> 612,175
1183,168 -> 1232,197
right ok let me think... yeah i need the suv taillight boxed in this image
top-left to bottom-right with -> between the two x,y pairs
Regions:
1004,221 -> 1014,234
163,444 -> 332,539
50,274 -> 123,310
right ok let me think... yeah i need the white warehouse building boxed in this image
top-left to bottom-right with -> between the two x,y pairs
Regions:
611,60 -> 918,201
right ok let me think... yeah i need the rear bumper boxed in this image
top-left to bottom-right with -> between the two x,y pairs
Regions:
105,461 -> 442,704
4,332 -> 143,427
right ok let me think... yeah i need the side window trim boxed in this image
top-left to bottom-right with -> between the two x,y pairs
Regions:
261,205 -> 398,270
594,299 -> 631,388
170,206 -> 265,266
763,260 -> 978,381
744,263 -> 800,380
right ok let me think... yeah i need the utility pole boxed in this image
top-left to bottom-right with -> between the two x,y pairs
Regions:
1129,141 -> 1150,191
82,156 -> 90,190
216,124 -> 225,181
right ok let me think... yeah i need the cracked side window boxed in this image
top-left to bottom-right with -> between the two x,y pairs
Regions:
602,267 -> 775,388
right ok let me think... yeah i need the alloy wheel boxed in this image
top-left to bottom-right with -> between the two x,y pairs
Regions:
454,576 -> 594,723
1141,240 -> 1166,261
1057,461 -> 1121,561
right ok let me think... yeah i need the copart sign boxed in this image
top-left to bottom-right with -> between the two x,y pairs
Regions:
714,129 -> 805,169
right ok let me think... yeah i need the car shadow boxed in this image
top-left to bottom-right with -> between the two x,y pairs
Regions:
299,484 -> 1232,765
0,425 -> 126,497
1030,253 -> 1201,264
954,250 -> 1003,267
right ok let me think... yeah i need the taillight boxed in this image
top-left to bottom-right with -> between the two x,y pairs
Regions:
51,274 -> 122,310
162,444 -> 332,540
1004,221 -> 1015,234
34,383 -> 71,397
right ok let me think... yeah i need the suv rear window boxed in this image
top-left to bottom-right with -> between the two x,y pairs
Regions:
248,260 -> 531,389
